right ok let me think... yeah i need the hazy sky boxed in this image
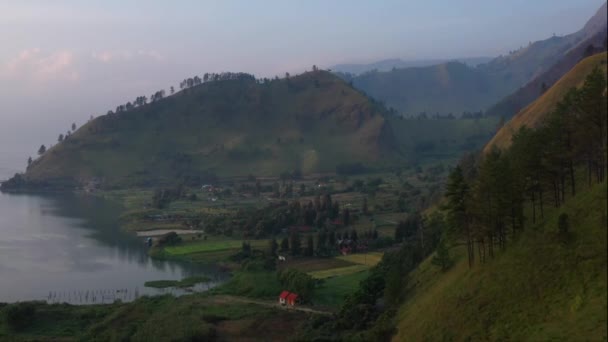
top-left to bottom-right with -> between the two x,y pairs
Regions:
0,0 -> 605,175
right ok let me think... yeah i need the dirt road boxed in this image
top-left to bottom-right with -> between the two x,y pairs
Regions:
210,295 -> 334,316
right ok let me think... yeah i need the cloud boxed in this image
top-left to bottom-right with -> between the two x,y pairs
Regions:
91,49 -> 164,63
2,48 -> 79,82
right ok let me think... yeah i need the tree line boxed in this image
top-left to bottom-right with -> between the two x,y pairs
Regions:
445,67 -> 607,267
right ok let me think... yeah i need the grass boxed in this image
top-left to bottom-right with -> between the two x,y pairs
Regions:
0,294 -> 306,341
308,264 -> 371,279
314,270 -> 370,307
164,239 -> 268,255
279,257 -> 357,273
150,238 -> 269,264
212,271 -> 283,299
486,52 -> 608,152
144,276 -> 211,288
393,181 -> 608,341
336,252 -> 384,266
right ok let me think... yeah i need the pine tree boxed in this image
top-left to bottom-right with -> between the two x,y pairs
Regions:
289,232 -> 301,256
305,235 -> 314,256
431,239 -> 452,271
280,237 -> 289,252
269,238 -> 278,256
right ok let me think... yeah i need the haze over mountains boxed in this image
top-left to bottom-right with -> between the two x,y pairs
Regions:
338,3 -> 607,117
330,57 -> 492,75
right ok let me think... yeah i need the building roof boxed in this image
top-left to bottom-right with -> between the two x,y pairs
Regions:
279,291 -> 290,299
286,293 -> 298,301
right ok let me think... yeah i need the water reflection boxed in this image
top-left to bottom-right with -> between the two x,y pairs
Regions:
0,192 -> 225,303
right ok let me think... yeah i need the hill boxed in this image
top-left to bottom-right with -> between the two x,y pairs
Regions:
10,71 -> 398,189
341,61 -> 506,116
391,59 -> 608,340
485,4 -> 607,118
394,181 -> 607,341
485,52 -> 608,152
339,3 -> 607,116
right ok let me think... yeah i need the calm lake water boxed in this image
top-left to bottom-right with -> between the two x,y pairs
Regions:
0,191 -> 222,304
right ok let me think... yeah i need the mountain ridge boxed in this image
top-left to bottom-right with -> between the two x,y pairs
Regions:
7,71 -> 400,190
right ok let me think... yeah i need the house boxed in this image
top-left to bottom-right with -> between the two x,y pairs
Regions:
278,291 -> 299,306
286,293 -> 299,306
279,290 -> 290,305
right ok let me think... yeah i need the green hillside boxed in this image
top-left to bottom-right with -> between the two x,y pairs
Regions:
486,52 -> 607,152
394,181 -> 607,341
392,58 -> 608,341
485,30 -> 607,119
15,71 -> 398,188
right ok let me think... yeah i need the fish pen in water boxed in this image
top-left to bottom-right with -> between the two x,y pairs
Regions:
46,288 -> 140,305
45,277 -> 225,305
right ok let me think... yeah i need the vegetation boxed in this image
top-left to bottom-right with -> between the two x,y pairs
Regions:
486,52 -> 607,152
393,180 -> 607,341
0,294 -> 306,341
6,70 -> 398,190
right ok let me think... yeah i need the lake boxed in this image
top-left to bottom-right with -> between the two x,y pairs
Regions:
0,191 -> 223,304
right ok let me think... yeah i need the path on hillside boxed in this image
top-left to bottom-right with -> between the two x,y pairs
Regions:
210,295 -> 334,316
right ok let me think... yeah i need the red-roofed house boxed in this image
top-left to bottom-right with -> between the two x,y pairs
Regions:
286,293 -> 299,306
279,290 -> 290,305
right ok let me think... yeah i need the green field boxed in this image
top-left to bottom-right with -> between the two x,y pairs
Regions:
164,239 -> 269,255
314,270 -> 370,307
308,264 -> 370,279
336,252 -> 384,266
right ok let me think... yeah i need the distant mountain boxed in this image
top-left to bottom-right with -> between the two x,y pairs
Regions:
339,61 -> 506,116
7,71 -> 398,189
486,4 -> 607,118
330,57 -> 492,75
485,52 -> 607,152
338,2 -> 607,117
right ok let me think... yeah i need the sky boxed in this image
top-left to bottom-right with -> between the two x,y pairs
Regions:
0,0 -> 605,176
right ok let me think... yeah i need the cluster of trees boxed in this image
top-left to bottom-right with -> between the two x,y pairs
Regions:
269,227 -> 382,258
296,217 -> 444,340
445,67 -> 607,267
28,122 -> 78,167
278,268 -> 316,302
151,185 -> 188,209
239,193 -> 360,238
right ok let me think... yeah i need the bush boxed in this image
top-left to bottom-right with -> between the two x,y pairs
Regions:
4,302 -> 37,331
157,232 -> 182,246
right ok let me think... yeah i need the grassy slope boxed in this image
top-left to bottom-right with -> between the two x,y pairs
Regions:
394,181 -> 607,341
24,71 -> 397,186
485,52 -> 608,152
485,31 -> 607,119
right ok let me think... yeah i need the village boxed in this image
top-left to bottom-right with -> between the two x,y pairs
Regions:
100,163 -> 448,310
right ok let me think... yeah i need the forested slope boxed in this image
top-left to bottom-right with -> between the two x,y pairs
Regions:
393,53 -> 607,341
